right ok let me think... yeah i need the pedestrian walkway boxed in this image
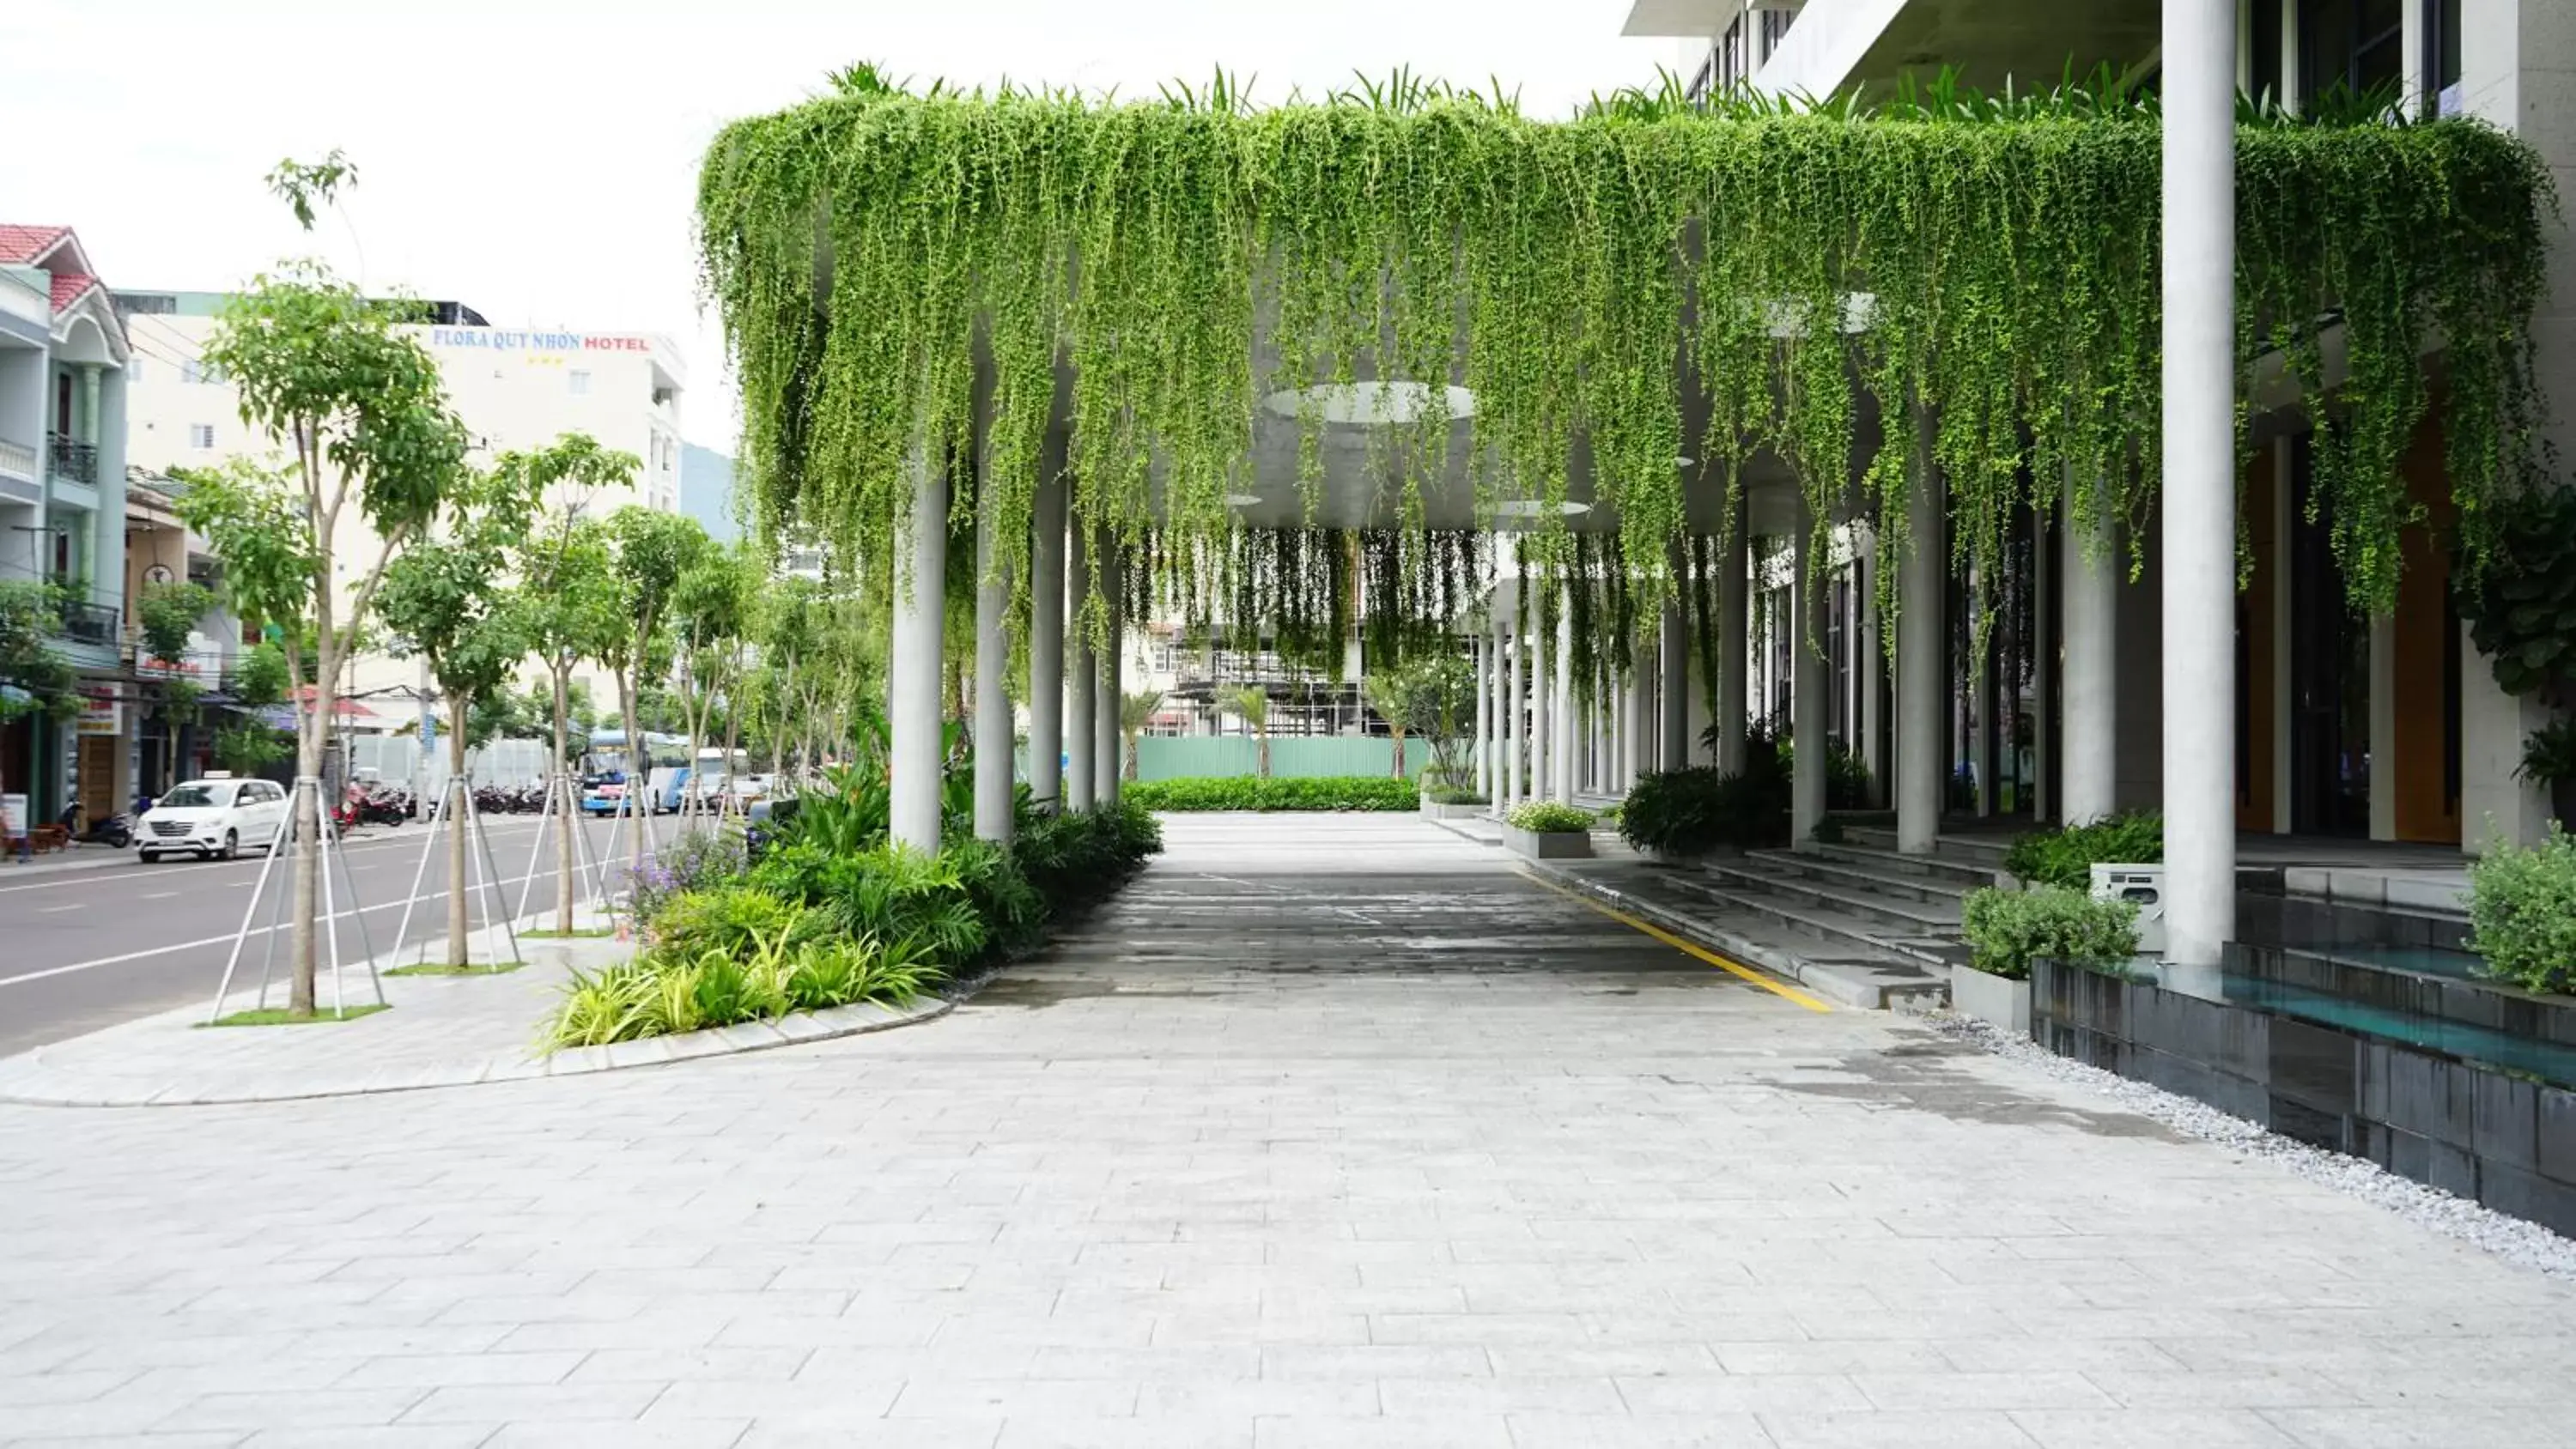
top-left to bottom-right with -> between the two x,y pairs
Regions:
1,813 -> 2571,1446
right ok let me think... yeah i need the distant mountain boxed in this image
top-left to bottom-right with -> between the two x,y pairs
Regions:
680,443 -> 738,544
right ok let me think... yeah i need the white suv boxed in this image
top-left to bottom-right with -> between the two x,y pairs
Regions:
139,777 -> 289,863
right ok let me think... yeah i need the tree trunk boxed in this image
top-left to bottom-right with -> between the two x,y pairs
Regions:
287,625 -> 332,1018
554,666 -> 575,935
1391,726 -> 1407,779
1125,734 -> 1139,782
621,647 -> 647,879
1257,731 -> 1271,779
447,712 -> 471,967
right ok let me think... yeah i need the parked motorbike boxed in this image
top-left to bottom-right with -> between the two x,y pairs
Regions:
56,803 -> 133,850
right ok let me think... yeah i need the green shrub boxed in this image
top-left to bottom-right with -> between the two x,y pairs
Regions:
2468,828 -> 2576,996
541,927 -> 946,1051
1958,884 -> 2140,981
2002,810 -> 2164,889
1619,761 -> 1790,856
1424,785 -> 1488,804
647,884 -> 817,958
1125,775 -> 1419,811
1507,801 -> 1595,834
628,827 -> 751,923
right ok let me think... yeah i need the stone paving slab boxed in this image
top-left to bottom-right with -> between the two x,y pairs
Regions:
0,912 -> 950,1107
1,815 -> 2572,1446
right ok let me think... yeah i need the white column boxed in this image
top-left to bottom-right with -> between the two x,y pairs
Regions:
1898,420 -> 1945,855
889,445 -> 947,853
2369,615 -> 2397,840
1528,582 -> 1550,802
2063,474 -> 2119,825
1792,517 -> 1828,846
1473,635 -> 1491,800
2032,518 -> 2053,825
1096,534 -> 1122,804
1026,469 -> 1066,813
971,467 -> 1014,844
1065,519 -> 1095,812
1554,586 -> 1576,803
2162,0 -> 2239,967
1659,598 -> 1689,772
1504,609 -> 1523,812
1719,501 -> 1750,773
1858,547 -> 1886,807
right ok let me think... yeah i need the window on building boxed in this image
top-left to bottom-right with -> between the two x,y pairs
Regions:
127,357 -> 143,384
2300,0 -> 2404,111
179,359 -> 224,385
1759,8 -> 1793,58
188,423 -> 214,450
568,369 -> 592,396
2251,0 -> 2286,110
1716,14 -> 1748,95
2424,0 -> 2463,115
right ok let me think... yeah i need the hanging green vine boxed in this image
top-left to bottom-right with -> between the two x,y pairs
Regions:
697,67 -> 2553,655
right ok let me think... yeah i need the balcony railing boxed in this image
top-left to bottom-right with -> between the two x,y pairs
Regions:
47,433 -> 98,485
0,435 -> 34,482
54,597 -> 122,647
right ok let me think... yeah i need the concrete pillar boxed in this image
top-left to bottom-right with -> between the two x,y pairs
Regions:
889,446 -> 947,854
1528,581 -> 1549,801
1065,518 -> 1095,812
1659,598 -> 1688,772
1097,533 -> 1122,804
1554,587 -> 1577,803
1026,470 -> 1066,813
1504,607 -> 1523,811
2032,517 -> 2053,825
2162,0 -> 2239,966
1898,422 -> 1946,856
1858,546 -> 1886,808
1719,499 -> 1750,773
1792,518 -> 1828,846
971,468 -> 1014,844
1472,635 -> 1490,800
2062,474 -> 2119,826
2369,615 -> 2398,840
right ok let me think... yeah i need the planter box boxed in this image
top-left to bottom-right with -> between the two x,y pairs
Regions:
1419,798 -> 1486,821
1505,824 -> 1593,859
1949,963 -> 2031,1034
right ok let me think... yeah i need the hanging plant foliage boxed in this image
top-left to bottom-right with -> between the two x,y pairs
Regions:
697,68 -> 2553,650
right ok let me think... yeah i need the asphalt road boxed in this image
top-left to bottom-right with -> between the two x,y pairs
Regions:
0,814 -> 630,1057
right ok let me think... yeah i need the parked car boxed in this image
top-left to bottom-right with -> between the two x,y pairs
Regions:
728,773 -> 771,805
687,771 -> 731,807
138,776 -> 289,863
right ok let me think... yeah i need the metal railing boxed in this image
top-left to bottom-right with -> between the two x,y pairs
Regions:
46,433 -> 97,484
0,435 -> 34,482
54,597 -> 122,646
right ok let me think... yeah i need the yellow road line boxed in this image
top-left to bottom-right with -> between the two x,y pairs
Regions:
1516,869 -> 1832,1013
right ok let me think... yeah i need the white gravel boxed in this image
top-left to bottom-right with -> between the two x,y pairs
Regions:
1928,1010 -> 2576,1281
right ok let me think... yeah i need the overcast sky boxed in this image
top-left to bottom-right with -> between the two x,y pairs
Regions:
9,0 -> 1667,454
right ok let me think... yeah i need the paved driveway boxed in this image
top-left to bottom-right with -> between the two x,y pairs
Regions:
3,814 -> 2571,1447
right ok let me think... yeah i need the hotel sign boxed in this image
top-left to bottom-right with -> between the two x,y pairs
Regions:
425,329 -> 652,355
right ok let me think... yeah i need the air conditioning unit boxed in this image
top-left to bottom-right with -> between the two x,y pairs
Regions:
2091,864 -> 2166,955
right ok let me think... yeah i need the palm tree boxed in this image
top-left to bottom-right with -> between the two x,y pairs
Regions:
1222,685 -> 1272,779
1119,689 -> 1162,782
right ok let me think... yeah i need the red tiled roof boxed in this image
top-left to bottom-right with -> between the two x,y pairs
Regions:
50,272 -> 100,313
0,225 -> 70,264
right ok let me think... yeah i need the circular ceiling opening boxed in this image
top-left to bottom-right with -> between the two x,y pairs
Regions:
1260,381 -> 1477,425
1492,499 -> 1592,518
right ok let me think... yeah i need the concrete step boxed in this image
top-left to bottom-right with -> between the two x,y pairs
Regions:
1654,869 -> 1955,974
1745,848 -> 1980,906
1807,840 -> 2004,891
1546,864 -> 1949,1010
1842,826 -> 2015,875
1704,858 -> 1964,937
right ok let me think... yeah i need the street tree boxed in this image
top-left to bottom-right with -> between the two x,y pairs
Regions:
670,542 -> 758,820
179,151 -> 469,1015
376,465 -> 541,966
602,507 -> 708,861
135,581 -> 216,796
